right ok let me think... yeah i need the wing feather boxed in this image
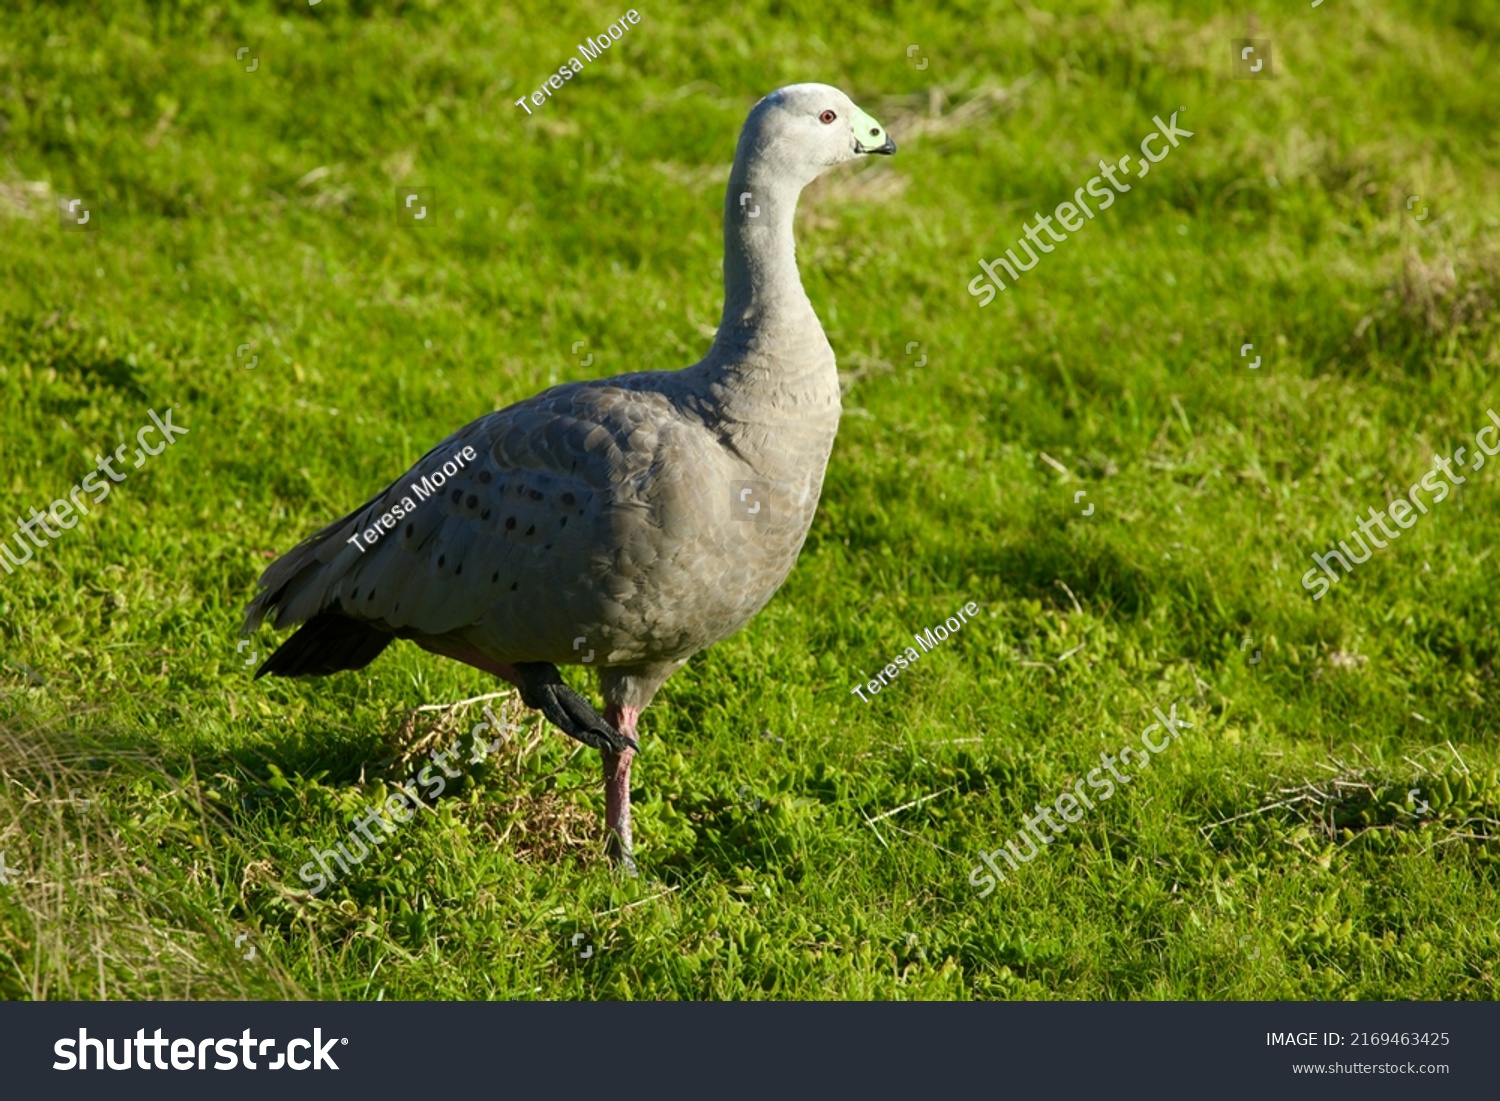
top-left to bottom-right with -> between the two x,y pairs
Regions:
244,377 -> 691,662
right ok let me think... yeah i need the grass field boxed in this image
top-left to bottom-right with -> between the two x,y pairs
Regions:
2,0 -> 1499,1000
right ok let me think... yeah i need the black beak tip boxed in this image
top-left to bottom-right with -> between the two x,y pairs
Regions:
874,136 -> 897,155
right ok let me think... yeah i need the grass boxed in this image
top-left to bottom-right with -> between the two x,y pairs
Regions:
2,0 -> 1499,1000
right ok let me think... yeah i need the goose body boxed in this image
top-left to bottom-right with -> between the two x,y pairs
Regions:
245,83 -> 896,868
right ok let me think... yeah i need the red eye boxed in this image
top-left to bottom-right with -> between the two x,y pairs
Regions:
819,109 -> 837,124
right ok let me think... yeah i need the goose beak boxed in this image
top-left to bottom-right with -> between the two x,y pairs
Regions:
851,105 -> 896,156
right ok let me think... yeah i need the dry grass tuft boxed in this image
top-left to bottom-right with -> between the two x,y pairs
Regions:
0,703 -> 310,1000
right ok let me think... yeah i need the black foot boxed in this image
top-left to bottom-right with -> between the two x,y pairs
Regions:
514,662 -> 637,754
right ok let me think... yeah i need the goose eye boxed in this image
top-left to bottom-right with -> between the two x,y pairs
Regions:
819,109 -> 837,124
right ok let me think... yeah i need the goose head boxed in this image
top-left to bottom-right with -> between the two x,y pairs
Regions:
734,82 -> 896,190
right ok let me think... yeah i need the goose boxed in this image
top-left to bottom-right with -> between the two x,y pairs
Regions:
244,83 -> 896,872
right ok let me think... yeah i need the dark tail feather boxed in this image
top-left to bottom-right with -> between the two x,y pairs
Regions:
254,612 -> 393,679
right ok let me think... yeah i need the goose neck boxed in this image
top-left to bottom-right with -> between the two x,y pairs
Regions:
714,173 -> 815,352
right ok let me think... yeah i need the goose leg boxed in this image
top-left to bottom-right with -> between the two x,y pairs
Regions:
512,662 -> 637,754
602,703 -> 640,876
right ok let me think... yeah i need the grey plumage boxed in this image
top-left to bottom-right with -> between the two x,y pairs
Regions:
246,83 -> 896,864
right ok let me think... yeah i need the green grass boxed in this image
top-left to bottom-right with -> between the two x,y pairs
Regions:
2,0 -> 1499,1000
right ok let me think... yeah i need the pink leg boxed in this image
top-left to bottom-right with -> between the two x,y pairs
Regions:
602,703 -> 640,873
415,638 -> 637,865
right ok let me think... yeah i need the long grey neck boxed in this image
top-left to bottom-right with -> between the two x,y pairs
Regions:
709,166 -> 822,366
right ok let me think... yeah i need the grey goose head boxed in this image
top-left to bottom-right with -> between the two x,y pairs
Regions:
732,82 -> 896,190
